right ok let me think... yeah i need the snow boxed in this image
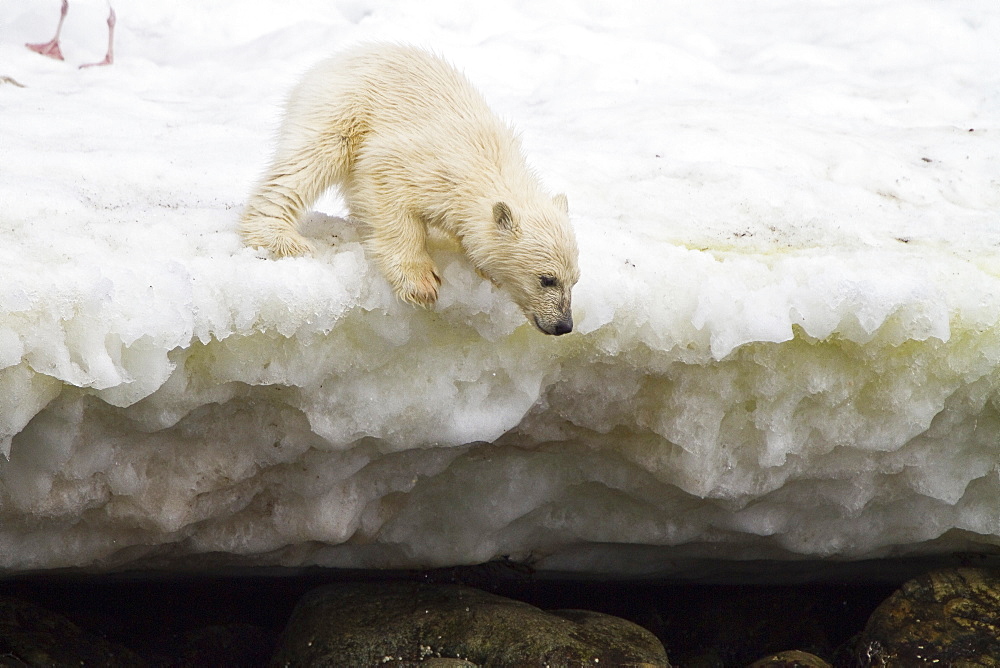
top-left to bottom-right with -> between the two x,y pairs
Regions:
1,0 -> 999,573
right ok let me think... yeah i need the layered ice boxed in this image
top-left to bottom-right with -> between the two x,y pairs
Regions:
1,0 -> 999,573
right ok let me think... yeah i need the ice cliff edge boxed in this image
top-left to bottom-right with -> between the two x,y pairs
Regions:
4,227 -> 1000,571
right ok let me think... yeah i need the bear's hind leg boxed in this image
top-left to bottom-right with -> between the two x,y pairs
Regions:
240,139 -> 348,257
367,211 -> 442,308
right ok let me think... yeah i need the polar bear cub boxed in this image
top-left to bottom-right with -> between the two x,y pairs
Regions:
240,43 -> 579,335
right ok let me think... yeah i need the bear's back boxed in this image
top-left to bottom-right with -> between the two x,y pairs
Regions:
302,44 -> 502,137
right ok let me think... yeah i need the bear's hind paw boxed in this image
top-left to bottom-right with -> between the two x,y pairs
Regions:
269,234 -> 315,257
241,225 -> 316,257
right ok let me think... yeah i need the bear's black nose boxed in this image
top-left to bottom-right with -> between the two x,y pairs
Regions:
553,318 -> 573,336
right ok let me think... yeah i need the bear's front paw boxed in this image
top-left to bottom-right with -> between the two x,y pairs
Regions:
397,263 -> 442,309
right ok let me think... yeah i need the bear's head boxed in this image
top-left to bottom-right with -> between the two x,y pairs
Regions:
475,193 -> 580,335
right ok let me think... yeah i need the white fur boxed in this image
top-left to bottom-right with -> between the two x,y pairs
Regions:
240,43 -> 580,335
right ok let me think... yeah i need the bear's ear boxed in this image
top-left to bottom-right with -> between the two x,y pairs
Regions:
553,193 -> 569,214
493,202 -> 519,235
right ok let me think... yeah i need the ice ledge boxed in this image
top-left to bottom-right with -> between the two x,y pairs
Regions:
3,233 -> 1000,573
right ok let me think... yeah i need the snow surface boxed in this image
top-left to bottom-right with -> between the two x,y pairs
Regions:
1,0 -> 999,573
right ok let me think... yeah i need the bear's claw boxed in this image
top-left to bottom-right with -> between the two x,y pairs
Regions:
397,264 -> 442,308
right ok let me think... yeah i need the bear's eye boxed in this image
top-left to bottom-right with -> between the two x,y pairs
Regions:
540,275 -> 558,288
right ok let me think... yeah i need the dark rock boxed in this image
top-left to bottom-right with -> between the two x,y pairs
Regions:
270,581 -> 670,667
0,596 -> 146,667
748,649 -> 831,667
165,623 -> 278,667
853,568 -> 1000,666
656,586 -> 837,666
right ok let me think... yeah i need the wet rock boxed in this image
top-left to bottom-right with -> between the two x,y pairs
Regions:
748,649 -> 831,667
853,568 -> 1000,666
0,596 -> 146,667
270,581 -> 670,667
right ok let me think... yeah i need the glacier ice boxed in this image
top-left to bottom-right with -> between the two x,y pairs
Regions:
2,0 -> 1000,573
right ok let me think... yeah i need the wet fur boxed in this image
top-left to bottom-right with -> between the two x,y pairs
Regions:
240,43 -> 579,334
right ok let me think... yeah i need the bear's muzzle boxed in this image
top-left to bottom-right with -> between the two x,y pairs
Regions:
536,314 -> 573,336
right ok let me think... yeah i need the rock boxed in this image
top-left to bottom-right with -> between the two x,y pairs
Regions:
169,623 -> 278,667
853,568 -> 1000,666
270,581 -> 670,667
0,596 -> 146,667
655,586 -> 839,667
747,649 -> 830,667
